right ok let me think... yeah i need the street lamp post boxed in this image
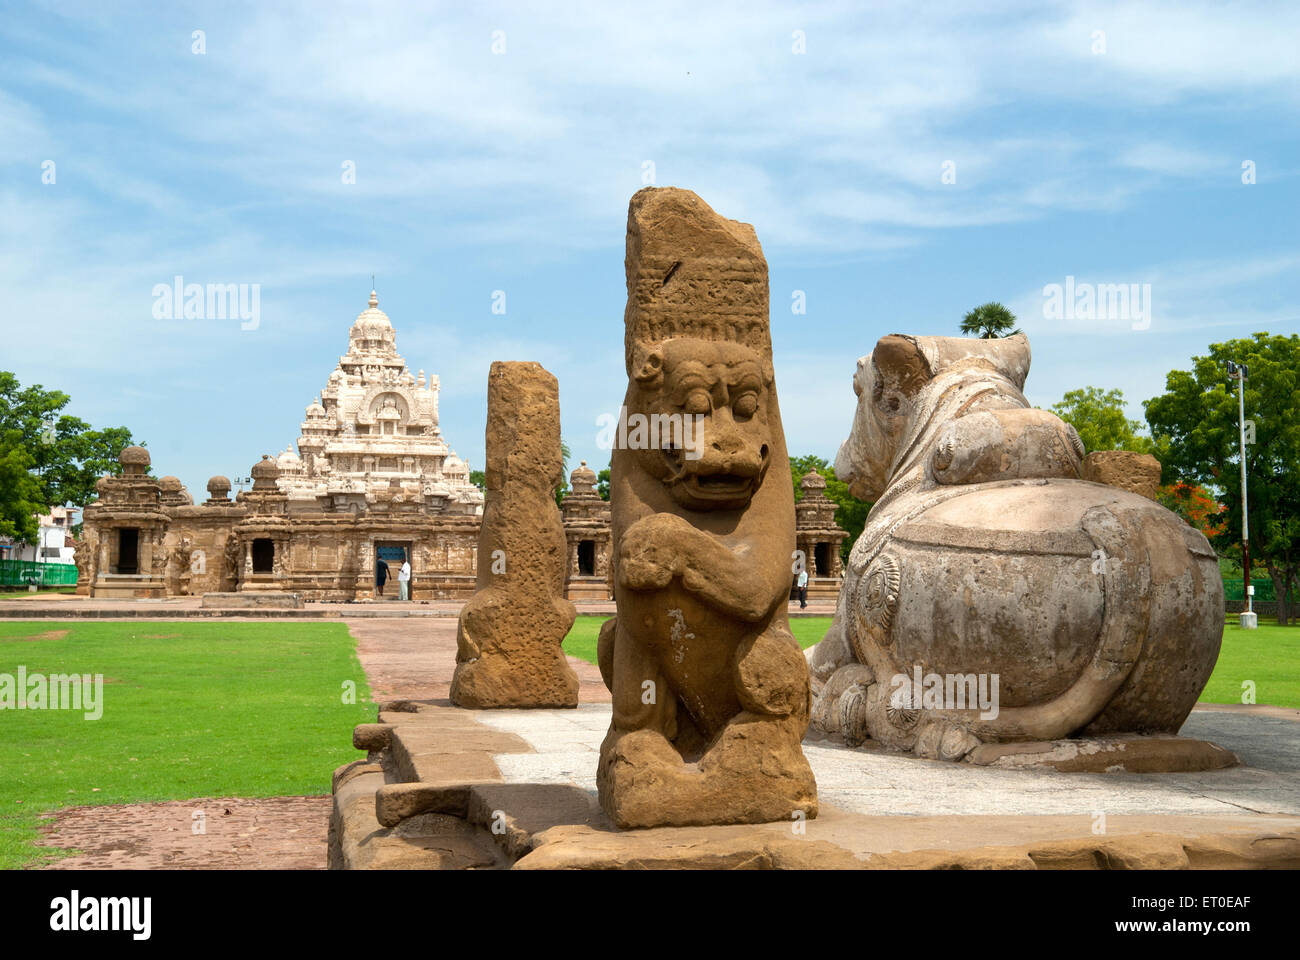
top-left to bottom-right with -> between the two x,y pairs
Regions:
1227,360 -> 1257,629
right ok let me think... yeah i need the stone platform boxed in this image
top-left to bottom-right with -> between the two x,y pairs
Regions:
330,700 -> 1300,870
201,591 -> 304,609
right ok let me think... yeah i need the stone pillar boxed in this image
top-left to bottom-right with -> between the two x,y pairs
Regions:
598,187 -> 817,829
449,361 -> 579,708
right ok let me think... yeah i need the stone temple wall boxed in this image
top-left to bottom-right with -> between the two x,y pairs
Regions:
81,448 -> 485,601
84,456 -> 846,604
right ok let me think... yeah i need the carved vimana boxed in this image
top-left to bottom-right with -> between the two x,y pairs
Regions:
273,289 -> 483,516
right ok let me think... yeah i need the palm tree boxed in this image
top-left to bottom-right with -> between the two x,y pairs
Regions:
960,302 -> 1021,339
554,440 -> 572,507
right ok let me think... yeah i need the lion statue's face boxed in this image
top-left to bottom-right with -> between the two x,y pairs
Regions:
628,338 -> 773,511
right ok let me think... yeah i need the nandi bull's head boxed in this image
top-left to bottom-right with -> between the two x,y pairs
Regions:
835,333 -> 1033,502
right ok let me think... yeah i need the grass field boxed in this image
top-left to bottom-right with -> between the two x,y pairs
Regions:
562,614 -> 1300,709
0,587 -> 76,600
1199,618 -> 1300,709
0,621 -> 374,869
561,615 -> 840,664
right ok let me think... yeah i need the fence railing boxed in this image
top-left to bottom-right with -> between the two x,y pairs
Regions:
1222,578 -> 1276,603
0,559 -> 79,587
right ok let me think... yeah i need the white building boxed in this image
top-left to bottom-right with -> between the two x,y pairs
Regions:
273,290 -> 484,515
8,506 -> 79,563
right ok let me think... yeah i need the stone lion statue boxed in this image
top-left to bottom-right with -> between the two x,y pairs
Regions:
807,333 -> 1224,762
597,187 -> 817,828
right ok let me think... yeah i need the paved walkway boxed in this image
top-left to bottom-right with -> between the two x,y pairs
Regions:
349,617 -> 609,704
475,702 -> 1300,819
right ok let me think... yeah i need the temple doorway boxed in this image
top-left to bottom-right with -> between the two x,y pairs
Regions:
117,528 -> 139,574
375,542 -> 412,596
814,542 -> 831,576
251,538 -> 275,573
578,540 -> 596,576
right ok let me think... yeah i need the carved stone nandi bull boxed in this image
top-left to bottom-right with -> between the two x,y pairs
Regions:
807,333 -> 1227,767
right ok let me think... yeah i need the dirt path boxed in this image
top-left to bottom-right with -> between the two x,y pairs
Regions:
34,618 -> 606,869
37,796 -> 330,869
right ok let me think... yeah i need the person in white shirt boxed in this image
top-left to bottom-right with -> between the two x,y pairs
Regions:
796,567 -> 809,609
398,556 -> 411,601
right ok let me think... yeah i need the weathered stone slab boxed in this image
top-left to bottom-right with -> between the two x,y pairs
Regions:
1082,449 -> 1163,500
375,783 -> 472,827
351,723 -> 392,751
966,736 -> 1238,772
201,591 -> 303,609
450,361 -> 579,708
328,767 -> 504,870
466,783 -> 602,860
387,722 -> 518,786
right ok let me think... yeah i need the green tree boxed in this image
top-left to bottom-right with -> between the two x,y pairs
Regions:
0,372 -> 140,509
0,429 -> 44,543
789,454 -> 872,564
597,466 -> 611,501
960,302 -> 1021,339
1051,386 -> 1162,459
1144,333 -> 1300,624
469,469 -> 485,491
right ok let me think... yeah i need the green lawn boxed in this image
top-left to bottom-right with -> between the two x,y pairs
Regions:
0,621 -> 375,869
1200,618 -> 1300,709
563,614 -> 1300,709
562,615 -> 837,664
0,587 -> 76,600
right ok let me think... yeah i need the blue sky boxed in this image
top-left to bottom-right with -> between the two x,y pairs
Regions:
2,1 -> 1297,500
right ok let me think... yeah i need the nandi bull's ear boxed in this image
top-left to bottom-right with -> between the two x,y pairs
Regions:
871,334 -> 933,398
914,332 -> 1032,391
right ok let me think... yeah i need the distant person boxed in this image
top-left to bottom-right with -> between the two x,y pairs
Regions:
398,555 -> 411,601
797,567 -> 809,609
375,557 -> 390,598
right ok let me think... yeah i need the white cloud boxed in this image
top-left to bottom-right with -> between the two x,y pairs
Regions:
2,0 -> 1296,495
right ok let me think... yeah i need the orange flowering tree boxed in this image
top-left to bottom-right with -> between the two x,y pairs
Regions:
1156,483 -> 1227,540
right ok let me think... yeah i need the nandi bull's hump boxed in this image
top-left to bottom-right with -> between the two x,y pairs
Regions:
850,478 -> 1223,730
